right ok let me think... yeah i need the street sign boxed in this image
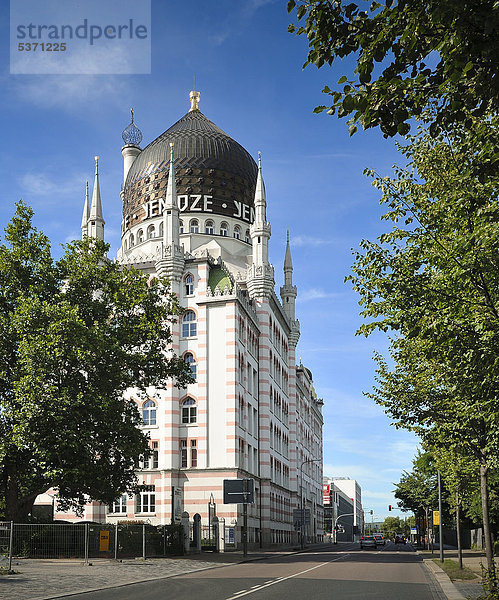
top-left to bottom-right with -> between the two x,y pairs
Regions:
411,527 -> 418,534
223,479 -> 255,504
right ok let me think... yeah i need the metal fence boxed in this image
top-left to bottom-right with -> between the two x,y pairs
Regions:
0,522 -> 184,561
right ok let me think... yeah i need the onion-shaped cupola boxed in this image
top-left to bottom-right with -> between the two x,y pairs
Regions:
122,108 -> 143,147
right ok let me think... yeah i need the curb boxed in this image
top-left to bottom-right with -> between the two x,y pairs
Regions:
423,558 -> 467,600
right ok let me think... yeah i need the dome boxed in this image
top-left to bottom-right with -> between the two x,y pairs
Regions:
122,95 -> 258,230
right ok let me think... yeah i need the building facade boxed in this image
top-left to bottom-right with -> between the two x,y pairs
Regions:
48,92 -> 324,547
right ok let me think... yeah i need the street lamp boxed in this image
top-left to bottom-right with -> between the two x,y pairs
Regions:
299,458 -> 322,549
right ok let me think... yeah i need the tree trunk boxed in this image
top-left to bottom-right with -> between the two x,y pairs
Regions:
456,490 -> 462,570
479,453 -> 497,594
3,465 -> 39,522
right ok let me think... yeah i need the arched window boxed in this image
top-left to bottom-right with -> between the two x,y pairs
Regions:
129,233 -> 135,248
245,229 -> 250,244
179,220 -> 184,234
142,399 -> 157,426
182,398 -> 197,424
123,238 -> 128,250
220,222 -> 228,236
159,222 -> 164,237
233,225 -> 241,240
184,274 -> 194,296
205,220 -> 214,234
190,219 -> 199,233
184,353 -> 197,380
137,229 -> 144,243
182,311 -> 197,337
147,224 -> 155,239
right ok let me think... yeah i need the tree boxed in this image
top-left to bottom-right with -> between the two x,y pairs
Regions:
0,202 -> 192,521
347,115 -> 499,589
287,0 -> 499,137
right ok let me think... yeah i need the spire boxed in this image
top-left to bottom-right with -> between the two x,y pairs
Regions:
189,90 -> 200,112
280,230 -> 298,323
122,108 -> 143,146
254,151 -> 266,223
88,156 -> 105,241
81,180 -> 90,238
163,143 -> 179,247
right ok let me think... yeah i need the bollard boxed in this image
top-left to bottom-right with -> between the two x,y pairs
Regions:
181,511 -> 190,555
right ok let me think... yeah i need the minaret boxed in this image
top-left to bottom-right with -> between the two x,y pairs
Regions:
280,231 -> 300,346
280,231 -> 297,321
81,180 -> 90,239
121,108 -> 142,186
155,143 -> 185,282
88,156 -> 105,241
163,143 -> 180,248
247,152 -> 274,298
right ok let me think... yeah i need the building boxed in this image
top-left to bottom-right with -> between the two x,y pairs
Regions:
43,92 -> 324,547
323,477 -> 363,542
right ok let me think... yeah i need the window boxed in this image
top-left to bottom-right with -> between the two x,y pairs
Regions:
184,352 -> 197,380
245,229 -> 250,244
191,439 -> 197,467
179,220 -> 184,234
135,485 -> 155,513
151,441 -> 159,469
109,494 -> 127,514
184,274 -> 194,296
182,311 -> 197,337
220,222 -> 228,236
129,233 -> 135,247
147,224 -> 155,239
159,222 -> 164,237
205,220 -> 214,234
137,229 -> 144,243
233,225 -> 241,240
182,397 -> 197,424
142,399 -> 156,426
190,219 -> 199,233
180,439 -> 187,468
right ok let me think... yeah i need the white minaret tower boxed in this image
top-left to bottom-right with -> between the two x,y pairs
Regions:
155,142 -> 185,282
81,179 -> 90,239
88,156 -> 105,241
247,152 -> 274,298
121,108 -> 142,187
280,231 -> 300,346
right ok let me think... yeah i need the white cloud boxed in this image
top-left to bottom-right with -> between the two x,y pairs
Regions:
362,490 -> 394,500
291,235 -> 335,247
20,171 -> 87,202
297,288 -> 340,303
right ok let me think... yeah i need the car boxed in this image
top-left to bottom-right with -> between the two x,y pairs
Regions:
360,535 -> 377,549
394,535 -> 407,544
373,533 -> 385,545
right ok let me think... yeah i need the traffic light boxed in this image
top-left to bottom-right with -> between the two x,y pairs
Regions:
388,505 -> 392,511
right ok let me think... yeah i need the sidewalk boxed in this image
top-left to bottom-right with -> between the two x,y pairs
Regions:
422,549 -> 494,600
0,546 -> 313,600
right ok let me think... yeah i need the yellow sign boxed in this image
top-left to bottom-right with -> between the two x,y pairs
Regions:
433,511 -> 440,525
99,530 -> 110,552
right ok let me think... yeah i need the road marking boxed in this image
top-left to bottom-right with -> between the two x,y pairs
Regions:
225,554 -> 350,600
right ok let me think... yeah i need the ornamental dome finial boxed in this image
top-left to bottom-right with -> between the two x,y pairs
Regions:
122,107 -> 143,146
189,90 -> 200,112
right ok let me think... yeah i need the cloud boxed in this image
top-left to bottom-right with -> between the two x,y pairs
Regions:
20,171 -> 87,202
362,490 -> 394,500
291,235 -> 335,247
297,288 -> 341,303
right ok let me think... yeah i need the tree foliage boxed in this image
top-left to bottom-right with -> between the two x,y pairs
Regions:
287,0 -> 499,137
0,202 -> 192,521
347,114 -> 499,581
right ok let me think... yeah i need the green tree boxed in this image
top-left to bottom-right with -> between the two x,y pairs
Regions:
347,115 -> 499,589
287,0 -> 499,137
0,202 -> 192,521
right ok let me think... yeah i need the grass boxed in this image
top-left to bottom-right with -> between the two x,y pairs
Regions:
433,558 -> 479,581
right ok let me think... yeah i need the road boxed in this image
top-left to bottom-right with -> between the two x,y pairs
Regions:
61,541 -> 445,600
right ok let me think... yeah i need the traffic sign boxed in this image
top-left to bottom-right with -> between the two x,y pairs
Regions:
223,479 -> 255,504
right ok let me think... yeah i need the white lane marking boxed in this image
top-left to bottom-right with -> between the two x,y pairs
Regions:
225,554 -> 350,600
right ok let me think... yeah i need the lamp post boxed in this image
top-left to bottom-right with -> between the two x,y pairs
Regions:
299,458 -> 322,549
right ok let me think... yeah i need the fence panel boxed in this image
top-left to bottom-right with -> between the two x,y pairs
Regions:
8,524 -> 86,559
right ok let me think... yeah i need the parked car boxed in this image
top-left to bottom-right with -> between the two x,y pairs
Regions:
360,535 -> 377,549
373,533 -> 385,545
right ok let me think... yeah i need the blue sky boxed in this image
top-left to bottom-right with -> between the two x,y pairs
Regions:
1,0 -> 419,520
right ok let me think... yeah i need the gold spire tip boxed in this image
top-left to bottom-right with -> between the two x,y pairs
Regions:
189,90 -> 200,111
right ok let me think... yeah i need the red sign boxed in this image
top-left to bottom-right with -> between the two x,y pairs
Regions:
322,484 -> 331,505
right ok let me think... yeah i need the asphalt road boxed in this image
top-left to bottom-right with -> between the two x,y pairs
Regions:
61,541 -> 445,600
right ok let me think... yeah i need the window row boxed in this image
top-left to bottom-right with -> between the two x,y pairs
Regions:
109,485 -> 156,514
180,219 -> 250,242
270,492 -> 291,523
138,397 -> 197,425
124,224 -> 163,249
237,316 -> 259,358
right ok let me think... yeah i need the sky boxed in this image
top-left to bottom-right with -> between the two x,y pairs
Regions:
1,0 -> 420,521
